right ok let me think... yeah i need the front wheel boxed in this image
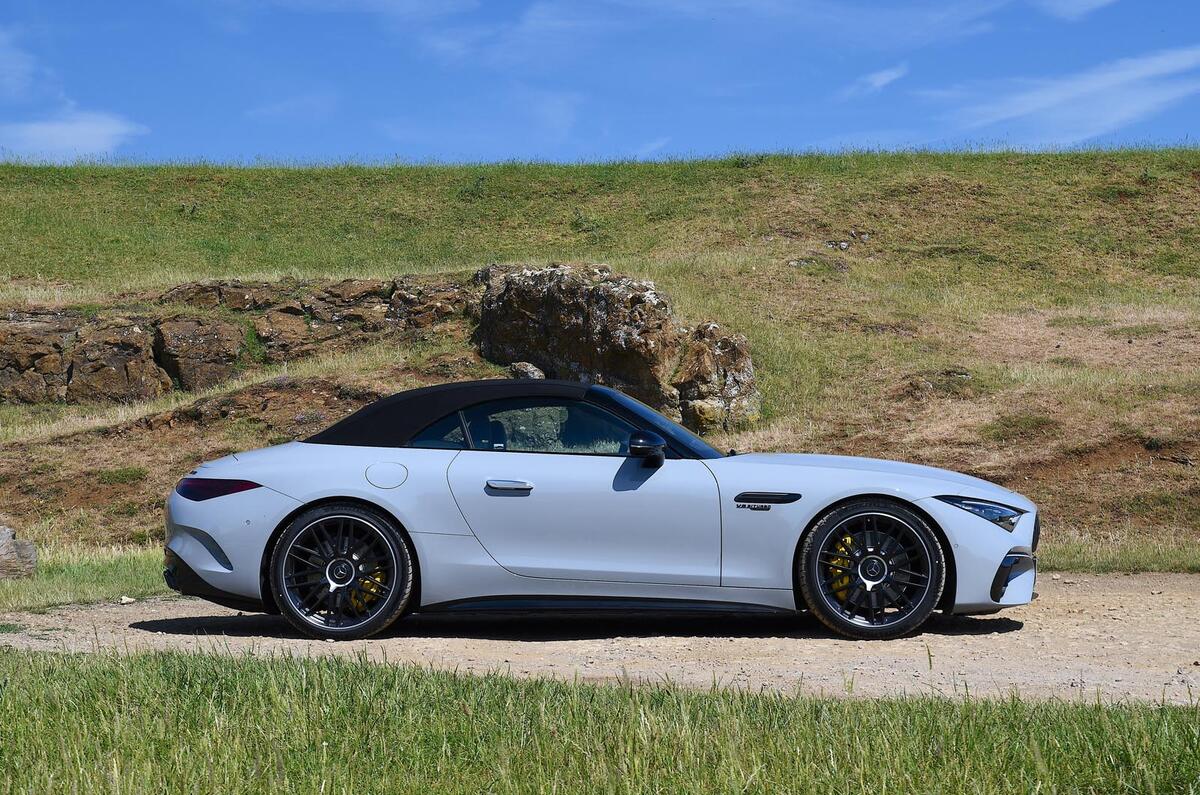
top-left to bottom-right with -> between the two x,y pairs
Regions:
269,503 -> 415,640
797,499 -> 945,640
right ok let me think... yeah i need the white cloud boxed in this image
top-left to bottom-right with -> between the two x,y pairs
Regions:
1028,0 -> 1118,20
0,28 -> 36,99
606,0 -> 1010,49
839,62 -> 909,99
421,2 -> 617,66
523,88 -> 582,141
634,136 -> 671,158
0,111 -> 148,161
246,90 -> 338,121
950,44 -> 1200,146
232,0 -> 475,18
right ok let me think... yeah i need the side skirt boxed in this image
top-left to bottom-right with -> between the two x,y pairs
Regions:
417,595 -> 798,616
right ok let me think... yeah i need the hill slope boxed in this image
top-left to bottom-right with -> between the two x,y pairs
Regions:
1,151 -> 1198,569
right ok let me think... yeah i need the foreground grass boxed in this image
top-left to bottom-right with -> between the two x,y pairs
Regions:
0,545 -> 165,612
0,650 -> 1196,794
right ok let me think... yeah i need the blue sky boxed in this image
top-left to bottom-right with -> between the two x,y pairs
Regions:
1,0 -> 1198,162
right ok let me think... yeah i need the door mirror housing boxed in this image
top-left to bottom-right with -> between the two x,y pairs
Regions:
628,430 -> 667,468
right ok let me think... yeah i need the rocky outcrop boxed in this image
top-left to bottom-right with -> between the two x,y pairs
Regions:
474,264 -> 760,432
0,276 -> 472,404
153,317 -> 246,391
0,311 -> 172,403
164,276 -> 466,361
3,267 -> 761,433
0,311 -> 80,402
66,318 -> 172,403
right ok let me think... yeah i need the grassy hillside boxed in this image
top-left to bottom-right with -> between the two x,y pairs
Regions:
1,151 -> 1198,569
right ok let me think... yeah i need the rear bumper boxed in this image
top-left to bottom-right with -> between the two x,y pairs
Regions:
163,548 -> 267,613
164,484 -> 302,607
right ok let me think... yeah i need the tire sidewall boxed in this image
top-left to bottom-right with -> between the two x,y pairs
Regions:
270,503 -> 414,640
799,499 -> 946,640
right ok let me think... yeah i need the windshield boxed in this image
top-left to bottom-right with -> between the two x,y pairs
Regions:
588,386 -> 724,460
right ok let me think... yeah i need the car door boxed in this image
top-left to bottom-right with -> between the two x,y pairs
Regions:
444,396 -> 721,585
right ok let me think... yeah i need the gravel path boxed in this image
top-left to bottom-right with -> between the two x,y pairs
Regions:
3,573 -> 1198,702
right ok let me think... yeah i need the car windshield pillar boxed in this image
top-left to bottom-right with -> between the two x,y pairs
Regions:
585,385 -> 724,460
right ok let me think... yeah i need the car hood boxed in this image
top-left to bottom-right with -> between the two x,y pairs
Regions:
724,453 -> 1028,504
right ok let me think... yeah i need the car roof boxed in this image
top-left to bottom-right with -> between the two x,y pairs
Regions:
305,378 -> 590,448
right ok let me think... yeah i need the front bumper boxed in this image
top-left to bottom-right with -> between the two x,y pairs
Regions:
164,484 -> 302,609
916,497 -> 1038,614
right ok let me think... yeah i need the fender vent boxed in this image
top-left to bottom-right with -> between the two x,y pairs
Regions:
733,492 -> 801,504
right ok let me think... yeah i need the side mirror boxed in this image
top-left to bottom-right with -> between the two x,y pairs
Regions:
628,430 -> 666,469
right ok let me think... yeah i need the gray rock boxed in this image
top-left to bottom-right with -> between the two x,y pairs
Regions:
508,362 -> 546,379
0,524 -> 36,579
473,264 -> 761,432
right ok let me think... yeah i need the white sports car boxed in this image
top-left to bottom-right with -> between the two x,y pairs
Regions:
165,379 -> 1038,640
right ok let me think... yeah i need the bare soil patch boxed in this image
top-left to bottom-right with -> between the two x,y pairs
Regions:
3,573 -> 1197,703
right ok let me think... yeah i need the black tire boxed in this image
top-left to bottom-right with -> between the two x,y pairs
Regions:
269,502 -> 415,640
797,498 -> 945,640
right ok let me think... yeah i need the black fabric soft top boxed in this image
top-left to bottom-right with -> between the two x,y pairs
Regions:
305,378 -> 590,448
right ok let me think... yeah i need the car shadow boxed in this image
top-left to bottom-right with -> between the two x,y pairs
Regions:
130,609 -> 1022,642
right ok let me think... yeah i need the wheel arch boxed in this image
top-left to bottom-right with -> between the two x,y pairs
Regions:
790,493 -> 957,613
259,495 -> 422,615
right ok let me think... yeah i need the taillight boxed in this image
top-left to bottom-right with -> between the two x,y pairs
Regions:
176,478 -> 261,501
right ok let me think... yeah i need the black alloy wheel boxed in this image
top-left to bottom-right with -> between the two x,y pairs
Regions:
798,498 -> 945,640
270,503 -> 414,640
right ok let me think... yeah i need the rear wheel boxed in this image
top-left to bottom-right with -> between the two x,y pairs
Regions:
269,503 -> 414,640
797,499 -> 945,640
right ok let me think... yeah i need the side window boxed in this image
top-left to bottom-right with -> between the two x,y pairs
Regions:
408,412 -> 467,450
460,398 -> 635,455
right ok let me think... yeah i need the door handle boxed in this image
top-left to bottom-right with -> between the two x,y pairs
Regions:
485,479 -> 534,492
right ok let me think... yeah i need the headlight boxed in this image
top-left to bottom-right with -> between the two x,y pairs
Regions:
936,496 -> 1024,532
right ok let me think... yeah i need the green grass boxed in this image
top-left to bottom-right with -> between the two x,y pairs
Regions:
978,412 -> 1060,442
0,649 -> 1196,794
2,151 -> 1198,300
1039,536 -> 1200,573
0,545 -> 167,612
96,466 -> 149,485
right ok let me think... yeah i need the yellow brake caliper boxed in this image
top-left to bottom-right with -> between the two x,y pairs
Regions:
350,566 -> 386,613
829,535 -> 854,603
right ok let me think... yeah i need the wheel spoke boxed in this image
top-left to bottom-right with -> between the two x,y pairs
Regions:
812,510 -> 935,629
282,515 -> 400,631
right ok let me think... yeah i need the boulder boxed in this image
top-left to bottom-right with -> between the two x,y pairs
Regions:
154,317 -> 246,390
674,322 -> 761,432
65,318 -> 172,403
475,264 -> 683,407
508,362 -> 546,379
473,264 -> 760,432
0,524 -> 36,579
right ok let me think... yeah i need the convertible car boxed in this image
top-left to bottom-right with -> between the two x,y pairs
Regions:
165,379 -> 1038,641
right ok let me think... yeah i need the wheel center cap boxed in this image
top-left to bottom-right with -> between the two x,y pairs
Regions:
326,558 -> 355,587
859,555 -> 887,586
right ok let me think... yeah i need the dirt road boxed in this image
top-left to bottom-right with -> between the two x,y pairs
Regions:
3,573 -> 1198,702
